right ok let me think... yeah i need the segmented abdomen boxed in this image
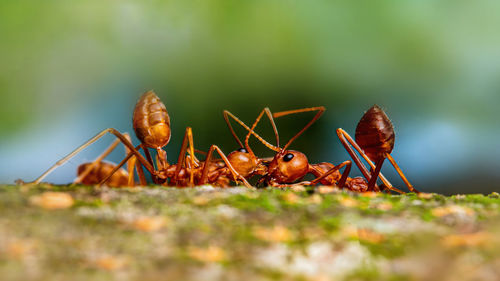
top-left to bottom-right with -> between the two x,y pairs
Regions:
355,105 -> 395,162
77,162 -> 129,187
133,91 -> 171,148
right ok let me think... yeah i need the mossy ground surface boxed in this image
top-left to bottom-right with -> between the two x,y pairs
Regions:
0,185 -> 499,281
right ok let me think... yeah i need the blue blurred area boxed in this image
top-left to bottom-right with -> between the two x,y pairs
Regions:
1,1 -> 499,194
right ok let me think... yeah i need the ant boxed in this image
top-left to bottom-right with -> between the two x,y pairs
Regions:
223,105 -> 418,193
336,105 -> 420,193
26,91 -> 251,188
222,107 -> 355,189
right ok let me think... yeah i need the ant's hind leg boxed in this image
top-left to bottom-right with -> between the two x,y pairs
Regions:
74,132 -> 139,186
367,158 -> 385,191
28,128 -> 156,185
336,129 -> 372,181
336,129 -> 404,194
386,154 -> 419,193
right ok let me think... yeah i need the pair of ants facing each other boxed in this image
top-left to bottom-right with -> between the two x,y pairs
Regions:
27,91 -> 419,194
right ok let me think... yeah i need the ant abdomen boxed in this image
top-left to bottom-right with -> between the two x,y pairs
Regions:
77,162 -> 129,187
355,105 -> 395,162
133,91 -> 171,149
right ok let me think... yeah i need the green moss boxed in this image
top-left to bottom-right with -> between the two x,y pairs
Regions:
345,266 -> 380,281
0,185 -> 499,280
320,216 -> 342,232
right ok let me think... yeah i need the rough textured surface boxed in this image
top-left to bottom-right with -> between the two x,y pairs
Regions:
0,185 -> 499,281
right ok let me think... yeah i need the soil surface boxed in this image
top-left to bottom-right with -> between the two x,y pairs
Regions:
0,185 -> 499,281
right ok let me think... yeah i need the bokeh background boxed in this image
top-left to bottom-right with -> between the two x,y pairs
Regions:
1,1 -> 499,194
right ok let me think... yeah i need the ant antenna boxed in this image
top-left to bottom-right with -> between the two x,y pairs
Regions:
276,107 -> 325,150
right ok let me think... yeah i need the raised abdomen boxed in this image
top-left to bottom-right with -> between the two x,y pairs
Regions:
355,105 -> 395,162
133,91 -> 171,149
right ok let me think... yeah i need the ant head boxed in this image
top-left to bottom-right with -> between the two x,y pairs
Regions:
267,150 -> 309,183
227,147 -> 259,177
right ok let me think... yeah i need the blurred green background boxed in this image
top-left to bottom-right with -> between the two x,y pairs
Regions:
1,0 -> 499,194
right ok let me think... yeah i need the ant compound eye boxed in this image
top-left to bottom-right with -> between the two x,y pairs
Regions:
283,153 -> 294,162
237,148 -> 248,153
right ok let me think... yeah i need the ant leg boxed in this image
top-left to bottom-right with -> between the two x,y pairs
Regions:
336,129 -> 371,178
127,156 -> 137,186
122,133 -> 137,186
173,127 -> 196,186
142,146 -> 167,185
135,153 -> 147,185
223,110 -> 244,148
29,128 -> 157,185
309,161 -> 352,188
367,158 -> 385,191
125,143 -> 149,186
265,178 -> 302,188
199,145 -> 252,188
192,149 -> 206,165
74,138 -> 121,184
75,133 -> 140,186
194,149 -> 207,156
336,129 -> 405,193
98,144 -> 151,187
98,150 -> 136,186
286,161 -> 351,188
386,154 -> 419,193
337,161 -> 351,188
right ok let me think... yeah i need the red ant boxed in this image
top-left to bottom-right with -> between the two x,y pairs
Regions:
222,107 -> 355,189
336,105 -> 419,193
26,91 -> 251,188
223,105 -> 418,193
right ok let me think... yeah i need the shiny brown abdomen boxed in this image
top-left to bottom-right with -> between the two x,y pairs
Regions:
133,91 -> 171,149
77,162 -> 129,187
355,105 -> 395,162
